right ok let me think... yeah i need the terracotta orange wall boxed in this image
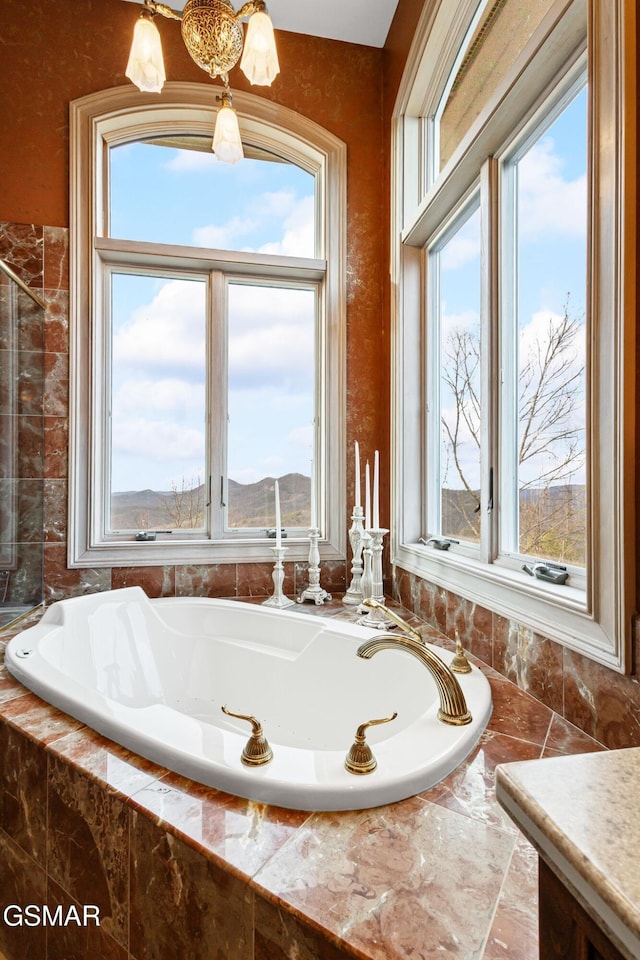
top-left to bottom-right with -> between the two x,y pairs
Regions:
0,0 -> 392,539
1,0 -> 382,230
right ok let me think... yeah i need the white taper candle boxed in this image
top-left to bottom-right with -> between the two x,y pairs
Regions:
354,440 -> 361,508
373,450 -> 379,529
365,461 -> 371,530
275,478 -> 281,547
310,460 -> 316,528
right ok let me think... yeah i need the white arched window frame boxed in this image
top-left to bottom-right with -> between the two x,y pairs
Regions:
391,0 -> 636,670
69,83 -> 347,566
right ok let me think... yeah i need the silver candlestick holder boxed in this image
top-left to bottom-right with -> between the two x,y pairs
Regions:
358,528 -> 394,629
262,545 -> 296,609
297,527 -> 332,605
343,505 -> 365,605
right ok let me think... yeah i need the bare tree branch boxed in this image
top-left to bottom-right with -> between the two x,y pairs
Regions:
440,299 -> 586,563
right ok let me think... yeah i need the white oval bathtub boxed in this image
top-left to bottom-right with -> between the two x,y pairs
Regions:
5,587 -> 492,811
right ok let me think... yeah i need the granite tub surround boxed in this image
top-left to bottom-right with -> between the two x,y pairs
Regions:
394,567 -> 640,751
0,606 -> 605,960
496,749 -> 640,960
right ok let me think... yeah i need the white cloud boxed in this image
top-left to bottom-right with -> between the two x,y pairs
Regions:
442,308 -> 479,337
226,283 -> 315,390
192,216 -> 258,249
254,190 -> 297,218
111,418 -> 205,462
113,378 -> 204,418
165,150 -> 219,173
440,231 -> 480,272
191,193 -> 315,258
229,322 -> 313,389
113,279 -> 206,373
519,307 -> 586,372
518,137 -> 587,240
258,195 -> 315,258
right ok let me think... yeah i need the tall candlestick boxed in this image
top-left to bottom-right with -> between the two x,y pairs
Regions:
275,479 -> 281,548
365,461 -> 371,530
373,450 -> 379,529
310,460 -> 316,528
354,441 -> 361,508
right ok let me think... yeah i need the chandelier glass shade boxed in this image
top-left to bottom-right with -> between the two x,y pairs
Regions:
212,93 -> 245,163
126,13 -> 166,93
125,0 -> 280,161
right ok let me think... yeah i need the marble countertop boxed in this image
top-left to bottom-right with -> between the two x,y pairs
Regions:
496,748 -> 640,960
0,599 -> 607,960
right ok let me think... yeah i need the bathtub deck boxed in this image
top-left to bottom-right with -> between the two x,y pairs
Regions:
0,598 -> 605,960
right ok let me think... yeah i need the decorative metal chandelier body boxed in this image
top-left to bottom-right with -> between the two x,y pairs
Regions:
125,0 -> 280,162
181,0 -> 244,80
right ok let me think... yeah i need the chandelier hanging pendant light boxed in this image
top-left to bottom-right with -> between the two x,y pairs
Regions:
125,0 -> 280,162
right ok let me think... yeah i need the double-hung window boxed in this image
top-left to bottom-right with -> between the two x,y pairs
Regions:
69,85 -> 346,566
392,0 -> 635,670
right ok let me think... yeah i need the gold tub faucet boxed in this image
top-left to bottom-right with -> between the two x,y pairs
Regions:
361,598 -> 424,642
356,633 -> 472,726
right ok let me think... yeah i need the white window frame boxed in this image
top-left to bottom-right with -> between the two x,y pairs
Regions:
69,83 -> 347,567
496,67 -> 588,592
391,0 -> 636,671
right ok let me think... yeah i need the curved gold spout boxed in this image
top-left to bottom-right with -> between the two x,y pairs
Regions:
357,634 -> 472,726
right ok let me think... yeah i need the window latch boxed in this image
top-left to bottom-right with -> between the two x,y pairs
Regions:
522,562 -> 568,585
419,536 -> 460,551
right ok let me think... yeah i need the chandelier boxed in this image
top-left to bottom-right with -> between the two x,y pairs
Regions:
125,0 -> 280,163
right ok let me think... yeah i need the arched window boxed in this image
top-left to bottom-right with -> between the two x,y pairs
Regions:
69,83 -> 346,566
391,0 -> 635,670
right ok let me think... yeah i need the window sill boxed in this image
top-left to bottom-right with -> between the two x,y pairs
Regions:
393,542 -> 623,672
68,537 -> 346,569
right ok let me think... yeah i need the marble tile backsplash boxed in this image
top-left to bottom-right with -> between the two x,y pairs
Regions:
393,567 -> 640,751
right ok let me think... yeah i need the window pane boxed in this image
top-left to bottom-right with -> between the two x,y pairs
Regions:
109,273 -> 207,533
512,86 -> 587,566
109,139 -> 316,256
434,204 -> 482,543
226,283 -> 316,531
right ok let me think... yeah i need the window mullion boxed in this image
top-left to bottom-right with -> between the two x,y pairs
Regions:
479,157 -> 499,564
425,246 -> 441,536
95,260 -> 112,544
498,151 -> 519,561
208,271 -> 225,540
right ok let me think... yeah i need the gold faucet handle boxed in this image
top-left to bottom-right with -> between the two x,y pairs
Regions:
221,705 -> 273,766
345,712 -> 398,775
361,599 -> 423,642
450,632 -> 472,674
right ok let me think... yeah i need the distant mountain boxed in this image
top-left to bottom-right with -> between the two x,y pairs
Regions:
110,473 -> 311,532
227,473 -> 311,528
441,483 -> 586,565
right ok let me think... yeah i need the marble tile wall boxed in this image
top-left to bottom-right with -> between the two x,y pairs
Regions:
393,567 -> 640,752
0,604 -> 605,960
0,227 -> 45,609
